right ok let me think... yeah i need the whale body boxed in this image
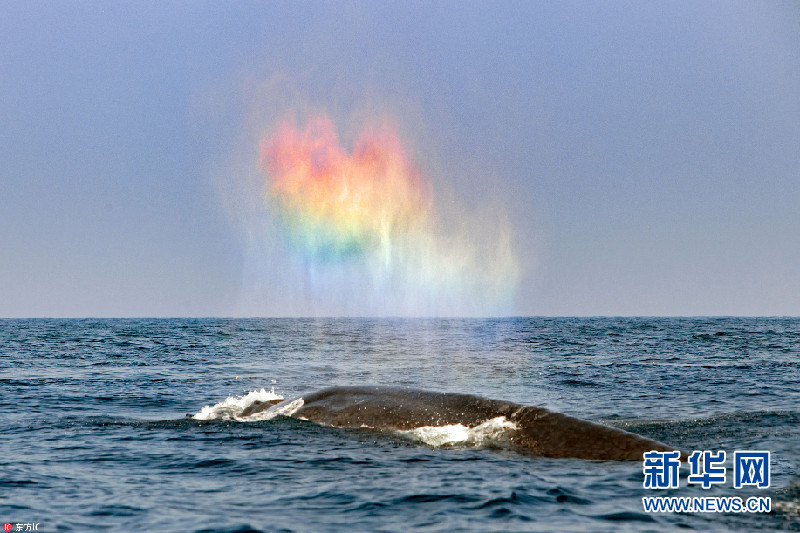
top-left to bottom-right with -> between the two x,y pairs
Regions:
240,386 -> 680,461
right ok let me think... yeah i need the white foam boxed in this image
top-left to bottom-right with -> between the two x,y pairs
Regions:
192,388 -> 284,421
396,416 -> 518,447
239,397 -> 304,421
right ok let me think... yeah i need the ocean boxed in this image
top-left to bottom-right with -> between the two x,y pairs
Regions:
1,317 -> 798,532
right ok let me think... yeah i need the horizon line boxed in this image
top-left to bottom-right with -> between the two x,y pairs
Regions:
2,315 -> 799,320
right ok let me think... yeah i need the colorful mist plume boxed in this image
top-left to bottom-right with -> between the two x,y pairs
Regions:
261,116 -> 431,261
258,113 -> 518,315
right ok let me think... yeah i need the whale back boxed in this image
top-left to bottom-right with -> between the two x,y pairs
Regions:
508,406 -> 675,460
295,386 -> 522,429
277,386 -> 678,460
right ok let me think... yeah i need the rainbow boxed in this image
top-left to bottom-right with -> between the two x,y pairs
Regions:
258,113 -> 518,315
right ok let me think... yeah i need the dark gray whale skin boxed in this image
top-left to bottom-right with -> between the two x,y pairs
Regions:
240,386 -> 680,461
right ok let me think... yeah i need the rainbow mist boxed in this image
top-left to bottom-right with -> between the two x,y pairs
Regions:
257,113 -> 518,316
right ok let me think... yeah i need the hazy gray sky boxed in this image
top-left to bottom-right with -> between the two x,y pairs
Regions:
1,1 -> 798,317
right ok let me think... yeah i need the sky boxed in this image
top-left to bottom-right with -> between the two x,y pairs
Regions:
1,1 -> 798,317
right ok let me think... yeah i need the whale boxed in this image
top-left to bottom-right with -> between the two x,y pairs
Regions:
239,385 -> 681,461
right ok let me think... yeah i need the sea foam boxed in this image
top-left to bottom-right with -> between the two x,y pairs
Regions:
395,416 -> 518,447
193,388 -> 284,421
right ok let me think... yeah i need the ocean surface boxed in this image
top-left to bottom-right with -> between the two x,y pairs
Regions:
1,317 -> 799,532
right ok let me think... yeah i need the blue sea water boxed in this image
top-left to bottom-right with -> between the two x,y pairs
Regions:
1,317 -> 799,532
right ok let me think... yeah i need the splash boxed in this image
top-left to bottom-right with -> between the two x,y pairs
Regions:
257,112 -> 518,315
192,387 -> 308,422
395,416 -> 519,448
193,388 -> 283,421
